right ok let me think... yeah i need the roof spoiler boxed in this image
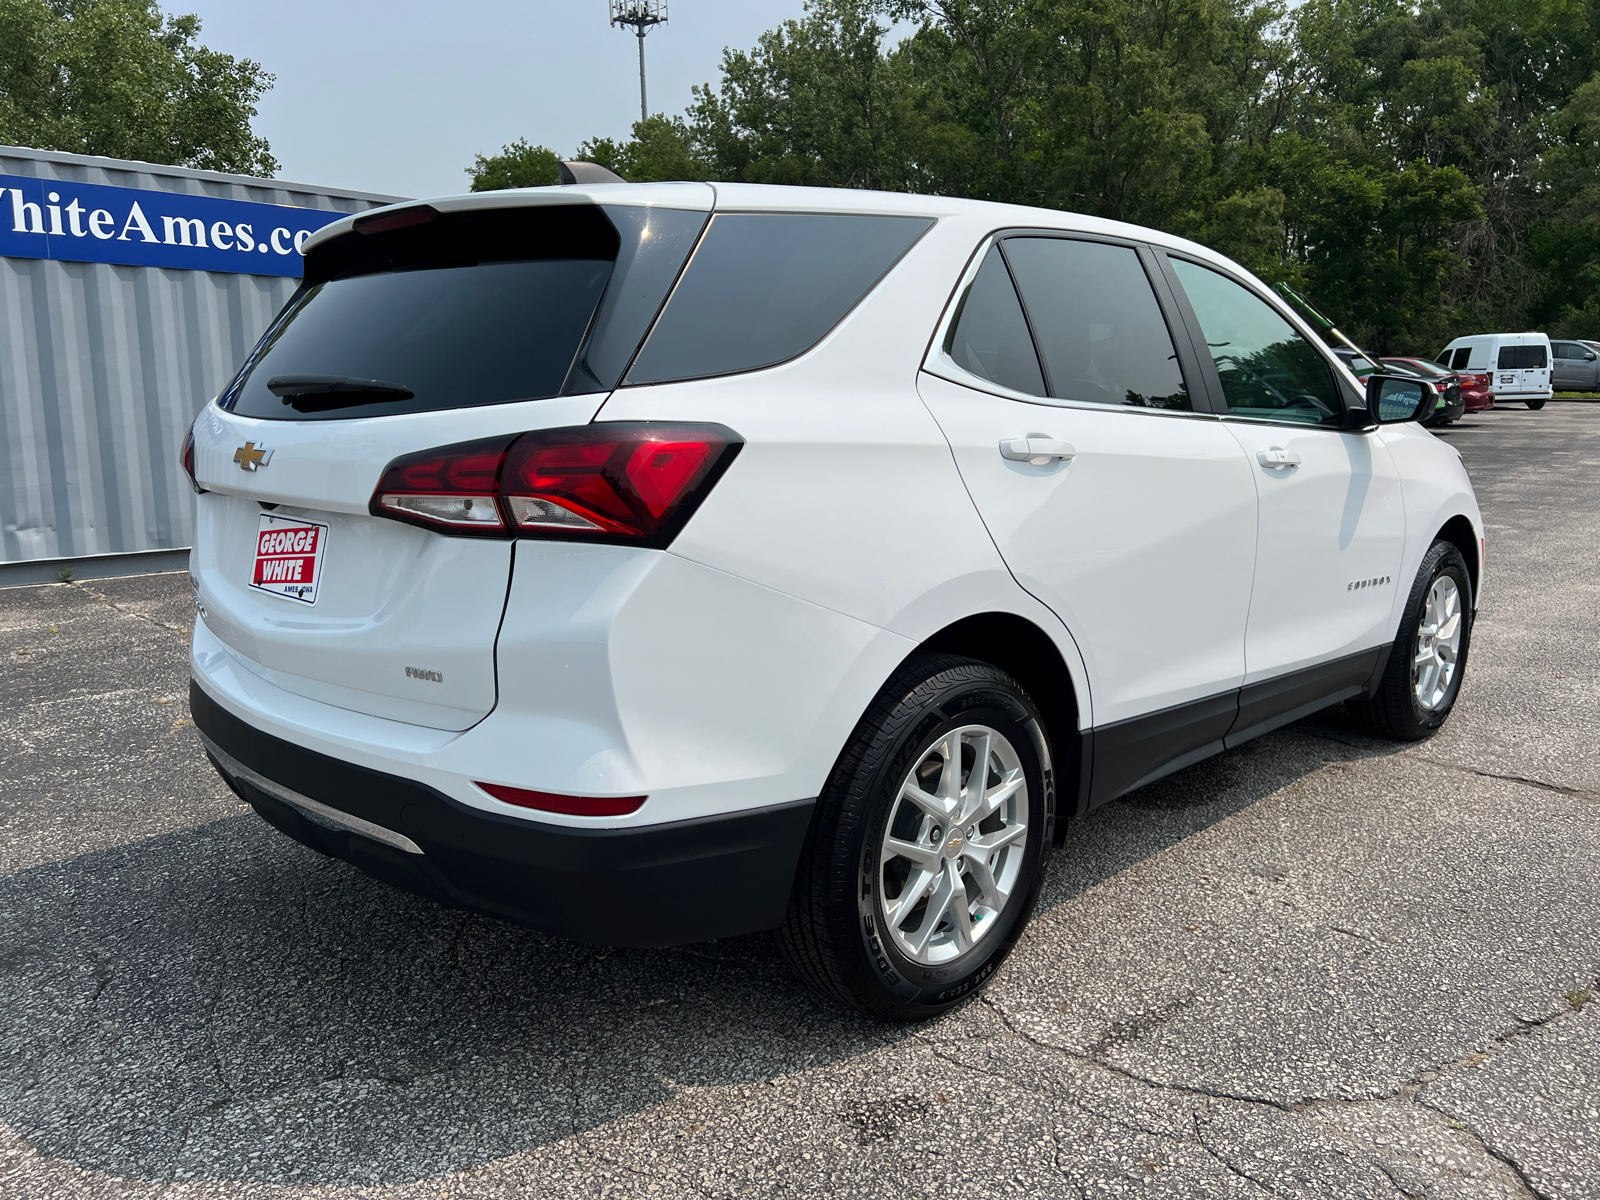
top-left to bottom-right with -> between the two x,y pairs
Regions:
559,160 -> 628,185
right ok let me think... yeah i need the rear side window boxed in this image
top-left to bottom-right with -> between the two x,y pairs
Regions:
1003,238 -> 1190,410
626,213 -> 932,385
1498,345 -> 1547,369
942,245 -> 1046,396
224,204 -> 706,421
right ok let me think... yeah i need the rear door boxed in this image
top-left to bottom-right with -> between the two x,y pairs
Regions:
919,235 -> 1258,800
1495,338 -> 1549,397
1163,255 -> 1406,736
190,195 -> 712,730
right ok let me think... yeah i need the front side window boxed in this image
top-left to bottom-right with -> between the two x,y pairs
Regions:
626,212 -> 932,384
941,244 -> 1046,396
1003,238 -> 1190,410
1170,258 -> 1344,427
1451,347 -> 1473,370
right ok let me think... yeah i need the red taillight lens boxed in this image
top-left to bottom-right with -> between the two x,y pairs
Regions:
371,434 -> 519,534
180,424 -> 204,494
370,423 -> 741,546
476,782 -> 645,817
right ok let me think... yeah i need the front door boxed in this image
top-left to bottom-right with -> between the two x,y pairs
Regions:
919,236 -> 1259,801
1164,257 -> 1407,740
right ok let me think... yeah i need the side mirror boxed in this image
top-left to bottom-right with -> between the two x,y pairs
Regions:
1365,374 -> 1433,424
1587,351 -> 1596,361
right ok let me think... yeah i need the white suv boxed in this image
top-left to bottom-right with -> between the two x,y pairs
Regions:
185,182 -> 1483,1020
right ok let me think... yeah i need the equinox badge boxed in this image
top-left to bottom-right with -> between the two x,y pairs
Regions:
234,441 -> 274,471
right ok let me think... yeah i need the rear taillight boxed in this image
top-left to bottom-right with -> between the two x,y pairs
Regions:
371,423 -> 741,547
476,782 -> 645,817
180,423 -> 204,494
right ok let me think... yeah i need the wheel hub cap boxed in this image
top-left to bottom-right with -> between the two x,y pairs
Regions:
876,724 -> 1029,966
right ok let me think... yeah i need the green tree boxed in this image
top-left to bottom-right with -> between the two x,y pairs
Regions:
0,0 -> 276,175
466,137 -> 561,190
577,115 -> 710,182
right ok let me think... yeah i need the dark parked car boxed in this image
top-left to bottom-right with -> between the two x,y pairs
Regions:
1379,357 -> 1468,424
1332,347 -> 1379,379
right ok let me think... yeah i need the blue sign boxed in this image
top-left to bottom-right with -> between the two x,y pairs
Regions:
0,172 -> 347,277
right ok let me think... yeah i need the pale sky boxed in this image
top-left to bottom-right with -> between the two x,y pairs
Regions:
174,1 -> 852,200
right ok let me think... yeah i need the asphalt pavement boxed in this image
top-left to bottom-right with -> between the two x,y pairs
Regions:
1,402 -> 1596,1200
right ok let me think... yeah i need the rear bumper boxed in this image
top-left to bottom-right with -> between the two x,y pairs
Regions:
192,680 -> 814,947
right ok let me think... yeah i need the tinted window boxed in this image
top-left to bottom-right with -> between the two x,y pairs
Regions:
1004,238 -> 1189,410
1555,342 -> 1580,359
1497,345 -> 1547,369
227,260 -> 612,421
226,203 -> 708,421
1451,348 -> 1473,370
942,245 -> 1045,395
1170,258 -> 1343,427
627,212 -> 932,384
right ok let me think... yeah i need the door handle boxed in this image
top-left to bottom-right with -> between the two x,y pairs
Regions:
1256,447 -> 1301,469
1000,438 -> 1076,465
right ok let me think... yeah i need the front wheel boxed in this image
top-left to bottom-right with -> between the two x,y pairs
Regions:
1348,540 -> 1473,740
1527,398 -> 1546,409
780,654 -> 1053,1020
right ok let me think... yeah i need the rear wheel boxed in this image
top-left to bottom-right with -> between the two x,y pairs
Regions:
1527,398 -> 1546,409
1348,541 -> 1473,740
780,654 -> 1052,1020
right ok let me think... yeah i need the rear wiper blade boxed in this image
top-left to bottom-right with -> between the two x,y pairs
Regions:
267,374 -> 414,399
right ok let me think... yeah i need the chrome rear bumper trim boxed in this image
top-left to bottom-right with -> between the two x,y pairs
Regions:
199,730 -> 424,855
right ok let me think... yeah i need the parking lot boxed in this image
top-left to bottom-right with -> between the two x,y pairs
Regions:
1,402 -> 1596,1200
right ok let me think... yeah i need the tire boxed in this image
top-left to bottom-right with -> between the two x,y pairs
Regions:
1347,541 -> 1473,740
1527,398 -> 1546,409
780,653 -> 1053,1020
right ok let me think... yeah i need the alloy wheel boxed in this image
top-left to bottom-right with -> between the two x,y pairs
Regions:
1413,576 -> 1463,711
877,724 -> 1029,965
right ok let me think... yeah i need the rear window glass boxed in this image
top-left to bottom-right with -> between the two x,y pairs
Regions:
226,261 -> 611,420
223,203 -> 706,421
1498,345 -> 1547,369
625,212 -> 932,385
1003,237 -> 1190,410
943,245 -> 1046,395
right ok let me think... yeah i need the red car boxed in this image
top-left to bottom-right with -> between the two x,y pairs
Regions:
1387,356 -> 1494,413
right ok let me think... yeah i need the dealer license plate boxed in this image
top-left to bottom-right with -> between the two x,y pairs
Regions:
250,513 -> 328,605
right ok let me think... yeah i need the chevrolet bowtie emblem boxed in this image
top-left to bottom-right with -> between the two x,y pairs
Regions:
234,442 -> 274,471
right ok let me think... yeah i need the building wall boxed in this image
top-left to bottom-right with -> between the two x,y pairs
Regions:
0,146 -> 402,564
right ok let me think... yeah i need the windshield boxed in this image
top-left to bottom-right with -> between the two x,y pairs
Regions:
1386,358 -> 1451,378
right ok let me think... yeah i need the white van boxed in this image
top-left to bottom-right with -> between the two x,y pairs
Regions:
1436,333 -> 1550,408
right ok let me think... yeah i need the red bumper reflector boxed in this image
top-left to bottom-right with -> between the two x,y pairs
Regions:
476,782 -> 645,817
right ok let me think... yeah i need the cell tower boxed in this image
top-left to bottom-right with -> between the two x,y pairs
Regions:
609,2 -> 668,124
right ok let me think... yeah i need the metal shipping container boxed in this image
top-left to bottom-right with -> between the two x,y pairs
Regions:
0,144 -> 401,573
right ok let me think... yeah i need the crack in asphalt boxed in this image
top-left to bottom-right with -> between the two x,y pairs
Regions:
63,581 -> 191,640
1189,1111 -> 1289,1197
959,990 -> 1586,1199
1407,754 -> 1595,802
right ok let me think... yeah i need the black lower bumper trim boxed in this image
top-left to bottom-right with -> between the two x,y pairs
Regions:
191,680 -> 814,947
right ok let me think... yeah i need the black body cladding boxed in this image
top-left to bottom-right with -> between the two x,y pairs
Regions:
191,682 -> 814,948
